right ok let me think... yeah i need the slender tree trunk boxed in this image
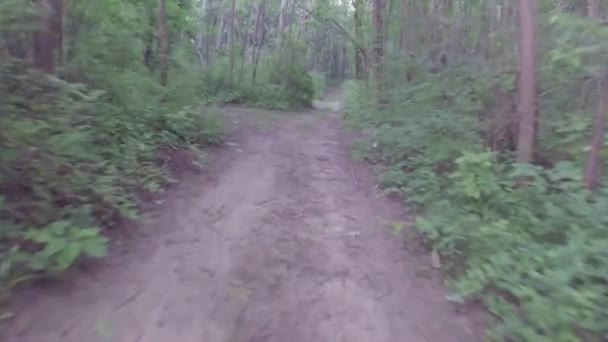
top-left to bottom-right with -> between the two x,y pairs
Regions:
157,0 -> 170,86
227,0 -> 237,86
204,0 -> 214,63
384,0 -> 396,49
240,30 -> 247,82
144,9 -> 155,69
398,0 -> 408,55
277,0 -> 290,48
584,77 -> 607,191
583,2 -> 605,191
215,14 -> 226,52
399,0 -> 411,81
587,0 -> 599,18
372,0 -> 385,103
353,0 -> 365,81
515,0 -> 538,163
195,0 -> 208,66
34,0 -> 62,73
278,0 -> 289,32
251,0 -> 266,85
60,0 -> 71,65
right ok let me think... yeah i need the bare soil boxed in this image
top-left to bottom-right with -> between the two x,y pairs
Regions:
1,94 -> 481,342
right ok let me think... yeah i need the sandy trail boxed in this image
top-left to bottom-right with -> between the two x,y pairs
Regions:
1,94 -> 479,342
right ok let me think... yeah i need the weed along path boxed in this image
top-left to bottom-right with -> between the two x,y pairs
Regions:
2,94 -> 480,342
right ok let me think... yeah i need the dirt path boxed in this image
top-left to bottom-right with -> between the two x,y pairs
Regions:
2,94 -> 480,342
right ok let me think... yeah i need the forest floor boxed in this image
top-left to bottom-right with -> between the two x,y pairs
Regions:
1,91 -> 481,342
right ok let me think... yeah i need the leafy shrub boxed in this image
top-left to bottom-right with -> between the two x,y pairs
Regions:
344,60 -> 608,340
418,154 -> 608,341
203,38 -> 315,110
310,71 -> 328,100
0,59 -> 224,301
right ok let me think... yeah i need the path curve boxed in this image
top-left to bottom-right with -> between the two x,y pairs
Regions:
1,95 -> 480,342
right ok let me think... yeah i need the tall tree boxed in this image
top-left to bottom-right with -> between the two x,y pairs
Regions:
584,2 -> 605,191
157,0 -> 170,86
584,76 -> 607,190
34,0 -> 62,73
587,0 -> 599,18
371,0 -> 384,101
251,0 -> 267,85
353,0 -> 366,80
515,0 -> 538,163
227,0 -> 237,85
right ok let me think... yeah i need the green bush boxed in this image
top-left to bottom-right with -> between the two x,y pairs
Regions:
418,154 -> 608,341
310,71 -> 328,100
202,38 -> 315,110
343,60 -> 608,340
0,60 -> 224,300
282,68 -> 314,108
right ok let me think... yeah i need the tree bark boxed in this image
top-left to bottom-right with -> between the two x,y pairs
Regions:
251,0 -> 267,85
215,14 -> 225,52
353,0 -> 366,81
372,0 -> 385,103
398,0 -> 408,55
583,2 -> 605,191
195,0 -> 208,66
34,0 -> 62,73
144,8 -> 155,69
515,0 -> 538,163
157,0 -> 170,86
587,0 -> 599,18
227,0 -> 237,85
584,77 -> 607,191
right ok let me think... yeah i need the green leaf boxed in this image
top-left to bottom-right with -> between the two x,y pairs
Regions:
56,244 -> 81,270
82,238 -> 108,258
42,239 -> 66,257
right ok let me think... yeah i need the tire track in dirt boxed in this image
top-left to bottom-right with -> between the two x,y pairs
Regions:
1,99 -> 480,342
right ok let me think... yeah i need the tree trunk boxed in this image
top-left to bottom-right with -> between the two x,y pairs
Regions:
157,0 -> 170,86
34,0 -> 62,73
204,0 -> 214,63
195,0 -> 208,66
277,0 -> 290,48
584,77 -> 607,191
215,14 -> 225,52
353,0 -> 365,81
583,2 -> 605,191
372,0 -> 385,103
60,0 -> 71,65
278,0 -> 289,31
227,0 -> 237,86
515,0 -> 538,163
398,0 -> 408,55
251,0 -> 266,85
587,0 -> 599,18
144,8 -> 155,69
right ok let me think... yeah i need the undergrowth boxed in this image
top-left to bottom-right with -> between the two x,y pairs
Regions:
201,40 -> 318,110
0,60 -> 224,308
343,58 -> 608,340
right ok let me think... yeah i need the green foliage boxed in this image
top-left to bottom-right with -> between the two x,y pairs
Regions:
418,155 -> 608,341
344,54 -> 608,340
202,41 -> 315,110
24,221 -> 108,272
310,71 -> 328,100
0,59 -> 223,298
0,0 -> 225,304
